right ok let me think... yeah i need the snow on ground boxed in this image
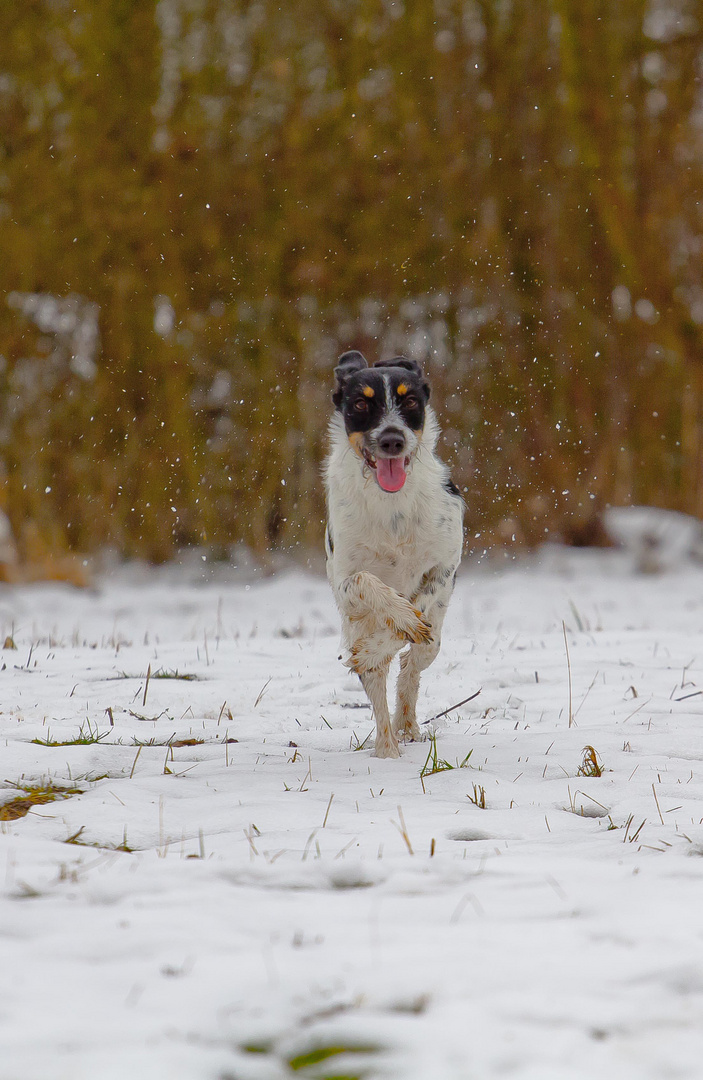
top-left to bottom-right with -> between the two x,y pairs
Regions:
2,546 -> 703,1079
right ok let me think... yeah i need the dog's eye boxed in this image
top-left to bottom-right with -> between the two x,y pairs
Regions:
403,396 -> 418,409
354,400 -> 369,412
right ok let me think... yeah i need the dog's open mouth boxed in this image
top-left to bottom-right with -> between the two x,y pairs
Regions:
363,450 -> 409,493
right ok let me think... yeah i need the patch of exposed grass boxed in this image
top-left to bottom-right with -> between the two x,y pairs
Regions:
0,780 -> 83,820
131,734 -> 174,747
112,668 -> 200,681
240,1034 -> 381,1077
288,1042 -> 379,1074
1,794 -> 57,820
242,1042 -> 272,1055
152,668 -> 200,680
130,734 -> 204,747
65,825 -> 134,853
32,719 -> 110,746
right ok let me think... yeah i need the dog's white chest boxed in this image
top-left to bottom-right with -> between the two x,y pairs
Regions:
327,477 -> 462,598
341,507 -> 443,591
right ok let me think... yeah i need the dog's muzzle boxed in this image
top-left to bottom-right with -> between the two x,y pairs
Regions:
364,427 -> 411,493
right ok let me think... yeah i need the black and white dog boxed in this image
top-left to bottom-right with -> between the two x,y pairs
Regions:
325,350 -> 464,758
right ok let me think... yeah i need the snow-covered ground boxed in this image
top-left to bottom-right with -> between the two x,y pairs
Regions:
3,545 -> 703,1079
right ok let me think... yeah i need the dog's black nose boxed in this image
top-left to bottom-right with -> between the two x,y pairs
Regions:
377,428 -> 406,456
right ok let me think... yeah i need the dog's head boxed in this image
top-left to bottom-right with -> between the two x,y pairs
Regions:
332,350 -> 430,493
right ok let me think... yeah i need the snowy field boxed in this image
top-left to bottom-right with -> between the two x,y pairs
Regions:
3,544 -> 703,1079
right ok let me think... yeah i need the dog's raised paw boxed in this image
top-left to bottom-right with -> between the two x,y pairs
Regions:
405,608 -> 433,644
389,601 -> 433,645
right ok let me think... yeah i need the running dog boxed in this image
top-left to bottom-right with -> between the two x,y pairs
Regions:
324,350 -> 464,758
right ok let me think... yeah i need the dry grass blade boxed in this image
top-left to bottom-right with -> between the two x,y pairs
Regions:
563,621 -> 574,728
254,678 -> 271,708
322,793 -> 334,828
467,784 -> 486,809
129,744 -> 142,779
128,709 -> 168,723
577,745 -> 603,777
142,663 -> 151,707
392,805 -> 414,855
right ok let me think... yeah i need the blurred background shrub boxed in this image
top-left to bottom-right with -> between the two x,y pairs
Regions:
0,0 -> 702,564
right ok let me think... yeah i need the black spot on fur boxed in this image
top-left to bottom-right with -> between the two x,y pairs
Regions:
443,478 -> 462,499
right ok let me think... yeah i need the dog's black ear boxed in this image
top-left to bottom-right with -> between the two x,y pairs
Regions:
332,350 -> 368,408
375,356 -> 430,400
374,355 -> 422,377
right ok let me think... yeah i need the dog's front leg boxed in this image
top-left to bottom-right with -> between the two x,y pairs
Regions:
343,612 -> 404,758
334,570 -> 423,757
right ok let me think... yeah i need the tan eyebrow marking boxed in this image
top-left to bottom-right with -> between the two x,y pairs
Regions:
362,385 -> 375,398
397,383 -> 408,395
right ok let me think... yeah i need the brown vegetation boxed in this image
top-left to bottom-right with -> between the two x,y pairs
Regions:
0,1 -> 702,562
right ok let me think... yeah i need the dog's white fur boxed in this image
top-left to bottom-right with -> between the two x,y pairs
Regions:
325,406 -> 464,758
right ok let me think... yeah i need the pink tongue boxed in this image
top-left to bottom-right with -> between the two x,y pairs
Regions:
376,456 -> 407,492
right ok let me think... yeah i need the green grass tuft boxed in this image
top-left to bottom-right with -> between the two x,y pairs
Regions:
420,733 -> 472,778
288,1043 -> 379,1073
32,718 -> 110,746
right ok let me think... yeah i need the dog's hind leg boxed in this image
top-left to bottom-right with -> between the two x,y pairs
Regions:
393,638 -> 440,742
359,662 -> 399,759
393,566 -> 456,741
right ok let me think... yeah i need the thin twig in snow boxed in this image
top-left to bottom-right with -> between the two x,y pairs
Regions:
562,621 -> 573,728
322,793 -> 334,828
422,688 -> 481,725
142,663 -> 151,707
